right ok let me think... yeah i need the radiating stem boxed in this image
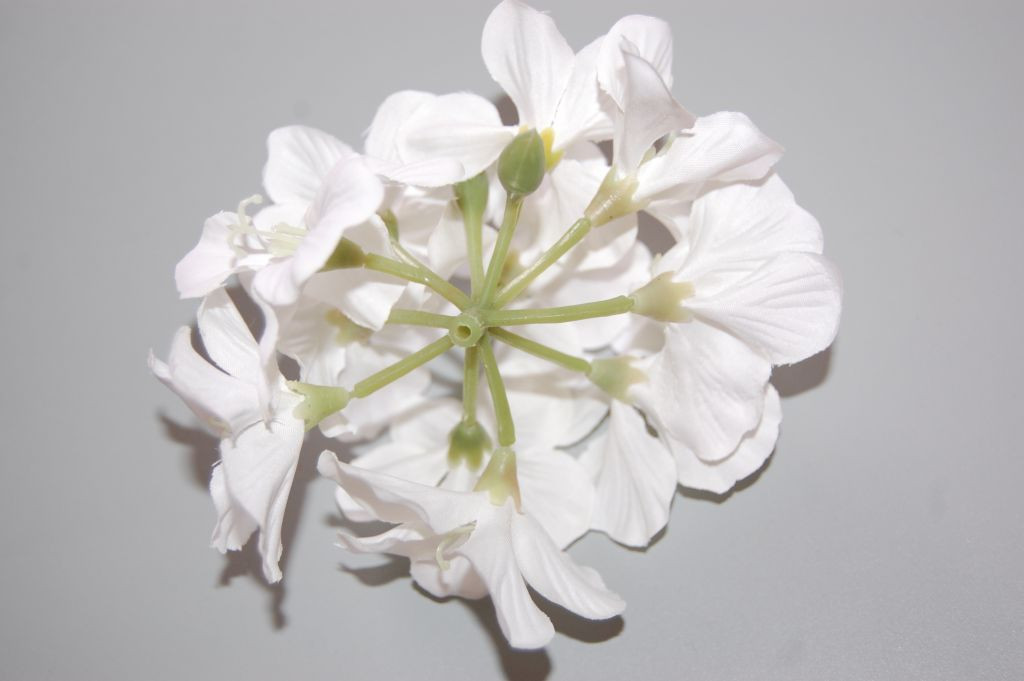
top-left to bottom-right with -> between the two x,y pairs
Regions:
478,335 -> 515,447
463,346 -> 480,423
489,328 -> 591,375
351,336 -> 453,399
363,253 -> 470,309
478,195 -> 524,306
483,296 -> 634,326
386,308 -> 455,329
494,217 -> 592,308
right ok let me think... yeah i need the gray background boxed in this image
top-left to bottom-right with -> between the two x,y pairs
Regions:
1,0 -> 1021,679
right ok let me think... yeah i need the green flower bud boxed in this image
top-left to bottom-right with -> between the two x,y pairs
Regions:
497,129 -> 546,197
448,419 -> 492,471
454,172 -> 490,222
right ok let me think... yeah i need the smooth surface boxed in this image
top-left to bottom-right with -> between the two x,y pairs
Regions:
1,1 -> 1021,679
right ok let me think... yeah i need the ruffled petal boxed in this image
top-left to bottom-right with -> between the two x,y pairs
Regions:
634,322 -> 770,462
196,289 -> 262,388
613,50 -> 694,172
511,512 -> 626,620
365,90 -> 434,161
209,463 -> 258,552
150,327 -> 261,437
482,0 -> 574,128
688,252 -> 842,365
263,126 -> 354,206
598,15 -> 675,107
579,401 -> 676,547
551,37 -> 614,147
175,212 -> 240,299
218,396 -> 305,582
516,447 -> 594,548
671,385 -> 781,494
399,92 -> 514,182
636,112 -> 783,204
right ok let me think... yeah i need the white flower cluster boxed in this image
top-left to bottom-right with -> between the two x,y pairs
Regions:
152,0 -> 841,649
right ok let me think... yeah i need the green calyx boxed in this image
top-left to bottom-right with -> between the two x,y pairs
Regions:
498,129 -> 546,197
474,446 -> 521,508
287,382 -> 351,431
585,170 -> 640,227
321,238 -> 366,271
588,357 -> 647,403
630,273 -> 695,322
448,419 -> 492,471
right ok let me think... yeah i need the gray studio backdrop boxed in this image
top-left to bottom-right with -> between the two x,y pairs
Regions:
1,1 -> 1021,679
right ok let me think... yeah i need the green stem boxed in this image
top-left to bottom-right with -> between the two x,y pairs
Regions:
386,308 -> 455,329
478,335 -> 515,447
363,253 -> 470,310
489,328 -> 591,374
478,195 -> 524,306
463,211 -> 486,300
463,346 -> 480,423
494,217 -> 592,308
483,295 -> 634,326
351,336 -> 453,399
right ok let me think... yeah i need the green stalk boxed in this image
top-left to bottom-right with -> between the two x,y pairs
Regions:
489,328 -> 591,375
478,195 -> 524,306
494,217 -> 592,308
478,335 -> 515,447
483,296 -> 634,326
363,253 -> 470,309
351,336 -> 453,399
386,308 -> 455,329
463,346 -> 480,423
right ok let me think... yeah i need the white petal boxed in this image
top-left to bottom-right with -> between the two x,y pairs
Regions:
411,555 -> 487,600
427,203 -> 472,280
335,524 -> 430,556
511,512 -> 626,620
517,151 -> 606,256
517,448 -> 595,548
209,464 -> 258,552
551,37 -> 614,146
671,385 -> 781,494
482,0 -> 574,128
317,452 -> 482,532
400,93 -> 514,181
688,252 -> 842,365
458,503 -> 554,649
613,50 -> 694,172
678,174 -> 823,284
599,15 -> 675,107
274,300 -> 349,385
352,441 -> 448,488
196,289 -> 261,387
175,212 -> 239,299
636,112 -> 783,203
365,90 -> 434,161
150,327 -> 261,437
263,126 -> 354,205
390,398 -> 464,450
218,398 -> 305,582
579,401 -> 676,547
634,322 -> 770,462
303,269 -> 406,331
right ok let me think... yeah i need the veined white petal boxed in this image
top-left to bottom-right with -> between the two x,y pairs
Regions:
365,90 -> 434,161
458,502 -> 555,649
209,463 -> 258,552
635,322 -> 770,462
303,269 -> 406,331
399,92 -> 514,181
613,50 -> 694,173
482,0 -> 574,128
175,212 -> 240,299
599,15 -> 675,107
196,289 -> 262,388
150,327 -> 262,437
636,112 -> 783,204
218,395 -> 305,582
579,401 -> 676,547
317,452 -> 483,533
517,447 -> 595,548
351,441 -> 449,489
551,37 -> 614,147
263,126 -> 354,206
511,511 -> 626,620
390,398 -> 464,450
671,385 -> 781,494
688,252 -> 842,365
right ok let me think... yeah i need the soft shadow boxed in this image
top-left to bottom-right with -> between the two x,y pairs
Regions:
771,346 -> 833,397
494,93 -> 517,126
461,597 -> 553,681
679,449 -> 776,504
159,413 -> 217,488
637,210 -> 676,256
337,555 -> 410,587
